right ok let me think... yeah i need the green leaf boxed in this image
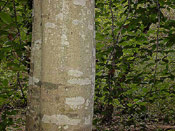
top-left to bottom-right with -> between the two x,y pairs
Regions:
127,103 -> 133,107
0,12 -> 12,24
2,79 -> 8,87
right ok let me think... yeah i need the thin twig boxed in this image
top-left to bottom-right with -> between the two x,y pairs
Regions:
145,0 -> 160,97
17,72 -> 27,105
0,0 -> 9,12
108,0 -> 116,90
12,0 -> 26,105
111,0 -> 131,66
115,0 -> 131,46
109,0 -> 116,43
101,0 -> 131,79
153,0 -> 160,88
105,0 -> 131,105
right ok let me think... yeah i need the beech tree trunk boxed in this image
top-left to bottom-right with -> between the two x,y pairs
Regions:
26,0 -> 95,131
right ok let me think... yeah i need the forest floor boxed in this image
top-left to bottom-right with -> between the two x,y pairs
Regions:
93,114 -> 175,131
1,107 -> 26,131
1,108 -> 175,131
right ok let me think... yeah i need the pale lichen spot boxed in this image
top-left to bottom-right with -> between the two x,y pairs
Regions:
29,76 -> 40,86
32,39 -> 41,51
73,0 -> 86,6
32,9 -> 34,17
85,99 -> 90,107
61,34 -> 67,41
85,49 -> 89,53
45,22 -> 57,29
94,31 -> 96,38
42,114 -> 81,125
81,8 -> 86,16
33,44 -> 41,51
79,32 -> 85,40
56,13 -> 63,21
93,48 -> 96,57
62,1 -> 70,15
65,96 -> 85,109
68,70 -> 83,77
81,34 -> 85,40
87,10 -> 91,14
65,88 -> 69,91
61,34 -> 69,46
62,41 -> 69,46
63,125 -> 69,129
85,115 -> 91,125
72,19 -> 80,25
34,39 -> 42,45
67,78 -> 91,85
92,67 -> 95,74
88,24 -> 93,30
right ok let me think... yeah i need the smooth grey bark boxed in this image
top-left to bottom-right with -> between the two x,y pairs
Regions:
26,0 -> 42,130
26,0 -> 95,131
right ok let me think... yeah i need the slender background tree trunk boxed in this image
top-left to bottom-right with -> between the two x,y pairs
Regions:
26,0 -> 42,130
26,0 -> 95,130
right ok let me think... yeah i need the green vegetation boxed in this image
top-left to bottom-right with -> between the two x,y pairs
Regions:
0,0 -> 175,130
94,0 -> 175,130
0,0 -> 31,130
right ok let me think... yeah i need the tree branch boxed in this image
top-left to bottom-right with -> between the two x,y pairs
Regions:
12,0 -> 26,105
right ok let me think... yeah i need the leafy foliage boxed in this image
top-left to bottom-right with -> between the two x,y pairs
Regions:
0,0 -> 32,129
94,0 -> 175,130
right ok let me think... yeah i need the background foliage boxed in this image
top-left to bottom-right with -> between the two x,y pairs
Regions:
94,0 -> 175,130
0,0 -> 175,130
0,0 -> 31,130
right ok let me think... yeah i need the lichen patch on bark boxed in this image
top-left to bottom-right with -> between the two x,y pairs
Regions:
34,39 -> 42,44
56,13 -> 63,21
84,115 -> 91,125
61,34 -> 69,46
73,0 -> 87,6
32,41 -> 41,51
29,76 -> 40,86
88,24 -> 93,30
45,22 -> 57,28
42,114 -> 81,125
65,96 -> 85,109
72,19 -> 80,25
93,48 -> 96,57
68,70 -> 83,77
67,78 -> 91,85
85,99 -> 90,107
63,125 -> 69,129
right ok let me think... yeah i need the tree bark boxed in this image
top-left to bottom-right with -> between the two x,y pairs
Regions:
26,0 -> 42,130
26,0 -> 95,131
